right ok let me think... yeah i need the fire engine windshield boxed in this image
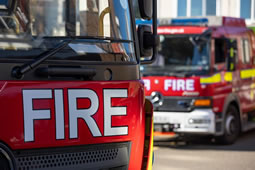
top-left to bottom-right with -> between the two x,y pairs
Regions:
0,0 -> 135,62
142,35 -> 210,76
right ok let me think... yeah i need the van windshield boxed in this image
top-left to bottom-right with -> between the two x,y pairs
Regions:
142,35 -> 210,75
0,0 -> 135,63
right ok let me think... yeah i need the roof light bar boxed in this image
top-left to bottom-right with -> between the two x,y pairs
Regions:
136,19 -> 152,25
171,18 -> 208,26
159,16 -> 246,27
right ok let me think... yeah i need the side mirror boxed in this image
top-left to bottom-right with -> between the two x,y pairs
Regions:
138,0 -> 152,19
138,25 -> 153,57
0,0 -> 17,16
226,39 -> 237,71
137,0 -> 158,64
138,24 -> 159,64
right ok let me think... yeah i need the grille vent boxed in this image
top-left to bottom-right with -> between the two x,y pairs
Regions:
154,97 -> 194,112
14,142 -> 130,170
17,149 -> 118,169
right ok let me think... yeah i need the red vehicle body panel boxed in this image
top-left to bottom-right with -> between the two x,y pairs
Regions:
158,26 -> 207,35
144,17 -> 255,137
143,76 -> 226,113
144,76 -> 205,96
0,80 -> 146,169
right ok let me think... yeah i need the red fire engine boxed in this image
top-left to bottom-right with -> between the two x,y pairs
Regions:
0,0 -> 158,169
142,16 -> 255,144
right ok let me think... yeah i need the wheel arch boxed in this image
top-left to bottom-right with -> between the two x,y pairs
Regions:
222,93 -> 242,132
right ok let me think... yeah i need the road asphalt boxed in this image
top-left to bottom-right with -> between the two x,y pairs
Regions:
152,130 -> 255,170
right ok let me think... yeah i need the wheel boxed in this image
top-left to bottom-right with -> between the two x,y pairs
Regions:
0,154 -> 10,170
217,105 -> 240,145
0,143 -> 15,170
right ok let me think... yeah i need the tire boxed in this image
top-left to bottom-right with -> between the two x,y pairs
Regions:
0,143 -> 15,170
217,105 -> 240,145
0,154 -> 10,170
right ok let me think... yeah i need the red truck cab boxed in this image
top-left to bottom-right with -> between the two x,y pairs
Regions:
0,0 -> 158,169
142,17 -> 255,144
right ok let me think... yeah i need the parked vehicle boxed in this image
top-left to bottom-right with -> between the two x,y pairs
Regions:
0,0 -> 158,169
142,16 -> 255,144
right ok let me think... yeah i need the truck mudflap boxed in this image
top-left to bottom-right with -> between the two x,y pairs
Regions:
154,109 -> 216,134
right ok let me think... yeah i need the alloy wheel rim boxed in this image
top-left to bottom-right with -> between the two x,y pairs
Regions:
226,115 -> 236,136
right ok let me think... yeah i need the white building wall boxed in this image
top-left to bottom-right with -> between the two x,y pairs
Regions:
219,0 -> 239,17
158,0 -> 177,18
157,0 -> 255,26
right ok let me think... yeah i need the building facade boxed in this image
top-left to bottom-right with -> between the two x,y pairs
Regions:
158,0 -> 255,26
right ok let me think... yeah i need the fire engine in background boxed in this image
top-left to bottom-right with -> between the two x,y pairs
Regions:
142,16 -> 255,144
0,0 -> 158,169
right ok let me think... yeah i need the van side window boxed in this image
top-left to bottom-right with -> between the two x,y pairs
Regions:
242,39 -> 251,64
215,38 -> 226,64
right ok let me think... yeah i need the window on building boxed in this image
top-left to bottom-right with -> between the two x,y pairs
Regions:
206,0 -> 216,15
178,0 -> 187,17
191,0 -> 202,16
240,0 -> 252,19
242,39 -> 251,63
177,0 -> 217,17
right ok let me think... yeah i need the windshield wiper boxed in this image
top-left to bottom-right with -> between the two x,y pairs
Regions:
42,36 -> 132,43
12,39 -> 72,79
191,28 -> 212,46
11,36 -> 132,79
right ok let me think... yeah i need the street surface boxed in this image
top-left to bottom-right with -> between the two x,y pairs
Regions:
152,130 -> 255,170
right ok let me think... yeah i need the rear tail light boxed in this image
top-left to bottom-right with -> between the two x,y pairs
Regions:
142,99 -> 154,170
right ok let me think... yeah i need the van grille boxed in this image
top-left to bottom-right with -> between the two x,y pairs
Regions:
14,142 -> 130,170
154,97 -> 194,112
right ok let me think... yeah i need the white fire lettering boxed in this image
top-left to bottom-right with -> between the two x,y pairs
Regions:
164,79 -> 195,91
23,90 -> 52,142
158,28 -> 185,34
68,89 -> 101,138
22,89 -> 128,142
186,79 -> 195,91
143,79 -> 151,91
104,89 -> 128,136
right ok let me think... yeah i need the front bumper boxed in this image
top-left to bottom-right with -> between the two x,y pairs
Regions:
154,109 -> 216,135
1,142 -> 131,170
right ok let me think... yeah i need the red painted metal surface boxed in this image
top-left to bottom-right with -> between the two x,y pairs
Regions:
222,16 -> 246,27
143,76 -> 207,96
158,26 -> 207,35
142,76 -> 229,114
0,80 -> 146,169
146,17 -> 255,118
